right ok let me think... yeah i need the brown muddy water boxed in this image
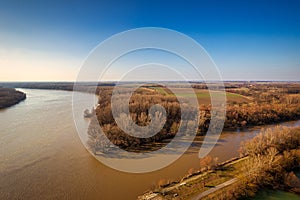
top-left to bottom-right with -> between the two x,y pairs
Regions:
1,89 -> 299,200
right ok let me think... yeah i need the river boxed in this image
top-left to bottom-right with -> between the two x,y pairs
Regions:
0,89 -> 299,200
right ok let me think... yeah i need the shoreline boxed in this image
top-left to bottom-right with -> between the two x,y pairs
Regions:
0,87 -> 26,109
137,156 -> 248,200
137,126 -> 300,200
138,155 -> 300,200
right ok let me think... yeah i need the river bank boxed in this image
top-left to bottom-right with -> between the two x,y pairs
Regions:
138,156 -> 248,200
138,155 -> 300,200
0,87 -> 26,109
138,126 -> 300,200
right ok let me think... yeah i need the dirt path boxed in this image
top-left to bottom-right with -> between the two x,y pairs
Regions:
191,178 -> 238,200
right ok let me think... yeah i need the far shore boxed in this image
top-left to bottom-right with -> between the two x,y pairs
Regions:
0,87 -> 26,109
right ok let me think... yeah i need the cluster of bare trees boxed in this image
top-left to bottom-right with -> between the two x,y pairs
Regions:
240,126 -> 300,157
240,126 -> 300,188
226,82 -> 300,104
224,102 -> 300,129
88,87 -> 199,152
225,83 -> 300,129
87,83 -> 300,153
213,126 -> 300,199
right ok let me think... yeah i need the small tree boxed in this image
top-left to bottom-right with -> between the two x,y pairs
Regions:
200,155 -> 213,170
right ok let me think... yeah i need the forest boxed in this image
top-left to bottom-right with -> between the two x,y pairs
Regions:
87,82 -> 300,153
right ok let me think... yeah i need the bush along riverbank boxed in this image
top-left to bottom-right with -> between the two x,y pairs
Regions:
138,126 -> 300,200
0,87 -> 26,109
201,126 -> 300,200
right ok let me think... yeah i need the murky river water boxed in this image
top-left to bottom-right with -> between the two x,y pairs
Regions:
0,89 -> 299,200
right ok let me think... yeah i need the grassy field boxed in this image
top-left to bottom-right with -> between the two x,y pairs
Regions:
146,86 -> 251,105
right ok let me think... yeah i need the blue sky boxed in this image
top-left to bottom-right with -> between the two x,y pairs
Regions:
0,0 -> 299,81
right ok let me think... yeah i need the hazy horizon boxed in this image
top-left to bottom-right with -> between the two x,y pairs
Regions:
1,79 -> 300,83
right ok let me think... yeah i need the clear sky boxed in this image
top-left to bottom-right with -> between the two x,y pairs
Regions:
0,0 -> 299,81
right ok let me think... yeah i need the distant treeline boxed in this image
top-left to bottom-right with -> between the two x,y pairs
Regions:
0,87 -> 26,109
0,82 -> 115,93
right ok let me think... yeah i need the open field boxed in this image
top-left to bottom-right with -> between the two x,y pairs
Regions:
146,86 -> 251,105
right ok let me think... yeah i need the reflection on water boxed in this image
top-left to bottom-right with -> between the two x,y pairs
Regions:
0,89 -> 299,199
